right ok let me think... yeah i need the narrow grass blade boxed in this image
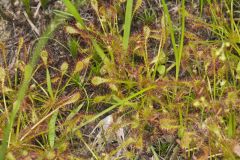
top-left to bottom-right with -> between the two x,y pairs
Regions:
123,0 -> 133,51
22,0 -> 30,14
48,109 -> 59,148
46,68 -> 54,99
0,18 -> 63,160
228,112 -> 236,138
62,0 -> 86,29
177,0 -> 185,80
199,0 -> 204,16
53,10 -> 73,18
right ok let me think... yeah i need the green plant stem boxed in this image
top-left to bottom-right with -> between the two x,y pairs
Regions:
123,0 -> 133,51
177,0 -> 185,80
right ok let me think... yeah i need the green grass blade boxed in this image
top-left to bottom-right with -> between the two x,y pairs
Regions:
53,10 -> 73,19
0,18 -> 63,160
48,109 -> 59,148
62,0 -> 86,29
123,0 -> 133,51
176,0 -> 185,80
228,112 -> 236,138
200,0 -> 204,16
46,68 -> 54,99
22,0 -> 30,14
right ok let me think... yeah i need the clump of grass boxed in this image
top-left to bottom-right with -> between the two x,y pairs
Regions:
161,0 -> 185,80
137,8 -> 157,25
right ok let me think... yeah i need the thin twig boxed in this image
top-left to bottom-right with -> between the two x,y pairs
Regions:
34,2 -> 41,19
23,11 -> 40,36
